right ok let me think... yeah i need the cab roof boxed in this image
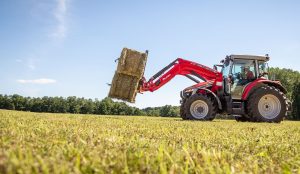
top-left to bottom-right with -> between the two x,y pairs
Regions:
228,54 -> 270,61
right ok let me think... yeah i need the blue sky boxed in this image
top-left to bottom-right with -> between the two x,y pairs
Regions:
0,0 -> 299,108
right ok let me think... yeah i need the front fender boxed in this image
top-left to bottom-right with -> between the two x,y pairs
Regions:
192,88 -> 222,110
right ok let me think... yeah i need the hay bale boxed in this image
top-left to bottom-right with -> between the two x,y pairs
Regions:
108,48 -> 148,103
116,48 -> 148,78
108,73 -> 139,102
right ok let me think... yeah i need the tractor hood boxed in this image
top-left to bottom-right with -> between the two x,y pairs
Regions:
183,80 -> 214,93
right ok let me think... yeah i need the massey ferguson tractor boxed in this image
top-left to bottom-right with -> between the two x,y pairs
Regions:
109,48 -> 292,123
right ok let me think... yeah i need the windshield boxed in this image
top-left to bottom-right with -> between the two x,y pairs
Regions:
258,61 -> 269,79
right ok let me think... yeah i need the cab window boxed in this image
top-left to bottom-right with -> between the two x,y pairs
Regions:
232,59 -> 256,83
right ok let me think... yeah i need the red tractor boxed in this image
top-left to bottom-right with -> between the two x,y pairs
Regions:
138,54 -> 292,122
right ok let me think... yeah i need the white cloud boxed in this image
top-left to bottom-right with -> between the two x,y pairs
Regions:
17,78 -> 57,84
51,0 -> 69,39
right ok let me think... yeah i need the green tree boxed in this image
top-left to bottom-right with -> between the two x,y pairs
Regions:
50,97 -> 69,113
0,94 -> 4,109
269,67 -> 300,98
143,107 -> 160,116
0,95 -> 15,110
41,96 -> 51,112
95,97 -> 114,115
31,98 -> 43,112
11,94 -> 26,110
67,96 -> 80,114
159,105 -> 179,117
80,98 -> 95,114
24,97 -> 33,111
292,80 -> 300,120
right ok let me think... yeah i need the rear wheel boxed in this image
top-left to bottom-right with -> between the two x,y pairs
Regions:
184,94 -> 216,121
247,86 -> 287,123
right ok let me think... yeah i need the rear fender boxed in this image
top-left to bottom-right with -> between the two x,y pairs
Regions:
242,79 -> 287,100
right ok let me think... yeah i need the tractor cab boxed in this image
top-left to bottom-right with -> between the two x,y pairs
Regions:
221,54 -> 270,100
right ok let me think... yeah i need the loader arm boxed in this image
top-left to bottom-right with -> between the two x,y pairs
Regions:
139,58 -> 223,92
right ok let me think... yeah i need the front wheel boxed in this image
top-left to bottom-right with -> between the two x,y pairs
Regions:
184,94 -> 216,121
247,86 -> 287,123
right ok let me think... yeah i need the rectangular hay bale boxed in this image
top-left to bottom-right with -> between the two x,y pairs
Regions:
108,48 -> 148,103
108,72 -> 139,103
116,48 -> 148,78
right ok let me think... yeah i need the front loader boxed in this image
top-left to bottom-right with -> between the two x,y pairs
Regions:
109,48 -> 292,123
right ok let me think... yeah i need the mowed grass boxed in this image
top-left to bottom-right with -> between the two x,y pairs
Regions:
0,110 -> 299,174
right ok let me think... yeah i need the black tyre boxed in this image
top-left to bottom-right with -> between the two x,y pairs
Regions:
247,86 -> 287,123
235,116 -> 251,122
184,94 -> 217,121
180,99 -> 189,120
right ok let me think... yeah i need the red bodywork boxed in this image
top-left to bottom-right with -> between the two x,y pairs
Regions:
139,58 -> 223,93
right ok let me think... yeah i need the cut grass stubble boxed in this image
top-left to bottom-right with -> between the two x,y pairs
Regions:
0,110 -> 300,173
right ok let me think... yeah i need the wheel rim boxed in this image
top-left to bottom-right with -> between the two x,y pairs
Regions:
190,100 -> 209,119
258,94 -> 281,119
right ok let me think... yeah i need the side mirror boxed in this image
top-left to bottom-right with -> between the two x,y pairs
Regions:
213,64 -> 224,71
213,65 -> 217,71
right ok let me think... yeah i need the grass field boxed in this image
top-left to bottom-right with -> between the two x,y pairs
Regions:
0,110 -> 299,173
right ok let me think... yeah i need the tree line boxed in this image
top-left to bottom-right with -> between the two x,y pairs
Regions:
0,94 -> 180,117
